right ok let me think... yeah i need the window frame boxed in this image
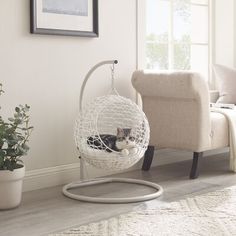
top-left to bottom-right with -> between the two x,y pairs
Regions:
137,0 -> 213,84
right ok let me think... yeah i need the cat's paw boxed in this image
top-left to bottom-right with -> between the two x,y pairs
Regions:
121,149 -> 129,156
129,147 -> 138,155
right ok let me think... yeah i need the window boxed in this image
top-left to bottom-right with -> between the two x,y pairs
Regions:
146,0 -> 210,79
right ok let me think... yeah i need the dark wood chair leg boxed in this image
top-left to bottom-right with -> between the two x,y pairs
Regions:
189,152 -> 203,179
142,145 -> 155,171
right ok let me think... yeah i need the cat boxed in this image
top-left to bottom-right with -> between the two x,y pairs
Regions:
87,128 -> 136,154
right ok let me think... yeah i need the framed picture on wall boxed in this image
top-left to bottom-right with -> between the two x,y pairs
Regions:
30,0 -> 99,37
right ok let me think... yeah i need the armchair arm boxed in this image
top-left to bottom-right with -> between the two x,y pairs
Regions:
132,70 -> 211,152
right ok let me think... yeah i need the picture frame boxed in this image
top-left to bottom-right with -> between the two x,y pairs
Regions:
30,0 -> 99,37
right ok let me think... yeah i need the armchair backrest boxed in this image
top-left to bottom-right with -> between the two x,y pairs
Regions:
132,70 -> 211,152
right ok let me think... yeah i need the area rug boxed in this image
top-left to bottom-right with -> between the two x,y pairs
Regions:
50,186 -> 236,236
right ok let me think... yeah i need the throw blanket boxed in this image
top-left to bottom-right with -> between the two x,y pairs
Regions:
211,107 -> 236,172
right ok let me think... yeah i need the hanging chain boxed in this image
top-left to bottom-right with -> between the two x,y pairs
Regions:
111,63 -> 115,92
110,62 -> 119,95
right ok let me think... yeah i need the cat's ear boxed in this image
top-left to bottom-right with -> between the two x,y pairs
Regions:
126,128 -> 132,134
123,128 -> 131,136
117,128 -> 124,136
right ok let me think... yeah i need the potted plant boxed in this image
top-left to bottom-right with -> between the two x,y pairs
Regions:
0,84 -> 33,210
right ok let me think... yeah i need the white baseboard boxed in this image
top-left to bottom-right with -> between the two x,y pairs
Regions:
23,162 -> 121,192
23,162 -> 136,192
23,148 -> 229,192
23,163 -> 81,192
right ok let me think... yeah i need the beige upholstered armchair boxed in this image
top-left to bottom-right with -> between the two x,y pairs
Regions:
132,70 -> 229,179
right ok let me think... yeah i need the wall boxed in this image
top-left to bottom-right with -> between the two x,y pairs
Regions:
214,0 -> 235,67
0,0 -> 138,190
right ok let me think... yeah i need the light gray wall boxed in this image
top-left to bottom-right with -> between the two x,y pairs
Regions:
214,0 -> 235,67
0,0 -> 137,173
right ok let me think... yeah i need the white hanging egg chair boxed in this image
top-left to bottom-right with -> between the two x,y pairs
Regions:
63,60 -> 163,203
76,94 -> 149,171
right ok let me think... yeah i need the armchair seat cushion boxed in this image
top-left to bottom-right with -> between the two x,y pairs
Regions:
210,111 -> 229,149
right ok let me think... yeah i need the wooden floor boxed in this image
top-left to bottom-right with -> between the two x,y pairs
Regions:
0,151 -> 236,236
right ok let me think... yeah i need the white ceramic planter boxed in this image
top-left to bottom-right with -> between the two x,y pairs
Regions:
0,165 -> 25,210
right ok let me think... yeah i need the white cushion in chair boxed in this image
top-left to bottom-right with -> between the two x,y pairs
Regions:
210,112 -> 229,149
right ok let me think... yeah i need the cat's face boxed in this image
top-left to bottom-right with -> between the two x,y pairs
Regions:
116,128 -> 135,150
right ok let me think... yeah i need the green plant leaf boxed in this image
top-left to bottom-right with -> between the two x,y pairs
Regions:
0,84 -> 32,170
0,149 -> 5,157
22,143 -> 30,151
0,158 -> 4,169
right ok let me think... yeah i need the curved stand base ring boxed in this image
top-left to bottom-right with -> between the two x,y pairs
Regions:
62,178 -> 163,203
